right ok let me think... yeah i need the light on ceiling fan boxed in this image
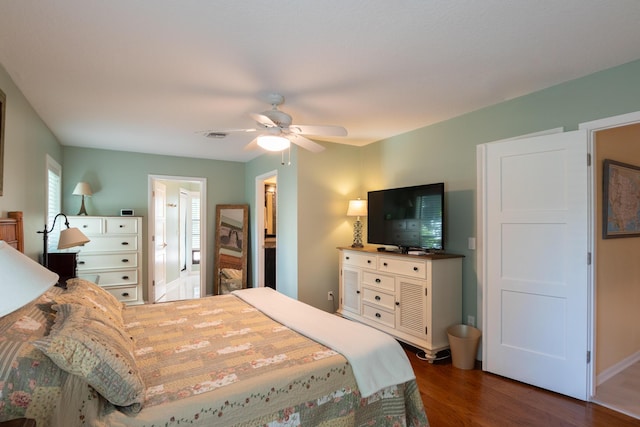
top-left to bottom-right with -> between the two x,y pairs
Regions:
257,135 -> 290,152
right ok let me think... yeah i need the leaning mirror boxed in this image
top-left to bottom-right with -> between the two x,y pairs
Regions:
214,204 -> 249,295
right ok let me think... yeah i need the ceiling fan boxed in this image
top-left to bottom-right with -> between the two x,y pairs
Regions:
203,93 -> 347,153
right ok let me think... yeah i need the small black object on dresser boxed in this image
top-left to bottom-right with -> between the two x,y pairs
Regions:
46,251 -> 78,288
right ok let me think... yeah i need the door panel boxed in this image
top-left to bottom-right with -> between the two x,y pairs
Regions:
482,130 -> 588,400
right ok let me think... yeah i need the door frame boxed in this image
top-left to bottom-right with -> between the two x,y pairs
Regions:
148,174 -> 207,302
254,170 -> 277,288
477,112 -> 640,402
579,110 -> 640,400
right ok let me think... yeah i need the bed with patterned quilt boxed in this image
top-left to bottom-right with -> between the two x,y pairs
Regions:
0,276 -> 429,426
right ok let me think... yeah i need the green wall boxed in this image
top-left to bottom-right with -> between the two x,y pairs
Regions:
62,146 -> 246,298
0,64 -> 62,259
4,57 -> 640,324
245,149 -> 299,298
361,59 -> 640,323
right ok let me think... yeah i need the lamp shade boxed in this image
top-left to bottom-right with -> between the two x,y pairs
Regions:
0,241 -> 58,317
347,199 -> 368,217
72,182 -> 93,196
257,135 -> 290,152
58,227 -> 90,249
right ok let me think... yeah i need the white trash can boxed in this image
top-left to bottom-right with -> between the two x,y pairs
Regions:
447,324 -> 481,370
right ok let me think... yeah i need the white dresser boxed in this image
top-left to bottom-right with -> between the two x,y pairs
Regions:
67,216 -> 144,305
337,247 -> 462,361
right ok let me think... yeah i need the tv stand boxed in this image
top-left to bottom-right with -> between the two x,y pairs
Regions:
337,246 -> 463,361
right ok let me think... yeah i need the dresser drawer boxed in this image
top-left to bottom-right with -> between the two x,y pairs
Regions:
77,253 -> 138,270
78,236 -> 138,253
378,256 -> 428,279
105,285 -> 138,303
362,288 -> 395,311
342,251 -> 376,269
67,217 -> 104,235
84,269 -> 138,286
105,217 -> 138,234
363,304 -> 395,328
362,271 -> 395,292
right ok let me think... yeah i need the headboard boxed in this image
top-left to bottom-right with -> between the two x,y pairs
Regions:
0,211 -> 24,253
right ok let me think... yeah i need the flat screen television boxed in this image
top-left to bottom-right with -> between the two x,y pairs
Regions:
367,182 -> 445,252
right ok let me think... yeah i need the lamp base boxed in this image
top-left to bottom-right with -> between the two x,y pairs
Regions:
77,196 -> 88,216
351,218 -> 364,248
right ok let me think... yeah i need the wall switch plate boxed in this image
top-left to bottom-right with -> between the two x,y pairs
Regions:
468,237 -> 476,250
327,291 -> 334,301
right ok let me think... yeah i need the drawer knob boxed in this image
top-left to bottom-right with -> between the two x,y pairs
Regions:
82,225 -> 88,228
383,262 -> 388,267
121,242 -> 129,245
375,295 -> 381,301
356,290 -> 360,294
119,225 -> 125,228
367,260 -> 372,264
78,261 -> 85,265
413,266 -> 418,272
122,259 -> 129,263
346,256 -> 350,260
395,301 -> 400,306
375,312 -> 381,318
121,292 -> 130,297
375,278 -> 381,283
122,275 -> 129,280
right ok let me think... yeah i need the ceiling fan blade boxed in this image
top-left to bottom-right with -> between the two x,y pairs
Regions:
244,137 -> 260,151
289,124 -> 347,137
289,134 -> 325,153
250,112 -> 277,128
200,129 -> 257,139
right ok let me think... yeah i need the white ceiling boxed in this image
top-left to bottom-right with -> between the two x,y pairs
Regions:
1,1 -> 640,162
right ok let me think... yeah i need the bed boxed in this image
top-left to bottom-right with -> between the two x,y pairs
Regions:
0,212 -> 429,426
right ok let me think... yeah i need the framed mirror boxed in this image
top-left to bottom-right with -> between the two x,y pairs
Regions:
214,204 -> 249,295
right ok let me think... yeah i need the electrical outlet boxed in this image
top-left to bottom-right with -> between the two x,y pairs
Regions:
467,315 -> 475,327
327,291 -> 334,301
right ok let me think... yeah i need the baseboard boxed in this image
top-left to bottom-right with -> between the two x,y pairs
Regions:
597,350 -> 640,386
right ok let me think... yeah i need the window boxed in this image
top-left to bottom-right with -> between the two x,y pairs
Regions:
191,195 -> 201,264
46,155 -> 62,250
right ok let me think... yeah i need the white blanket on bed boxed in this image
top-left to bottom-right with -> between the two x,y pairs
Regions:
232,287 -> 415,397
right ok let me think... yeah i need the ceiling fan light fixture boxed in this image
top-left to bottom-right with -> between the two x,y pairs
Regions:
257,135 -> 290,152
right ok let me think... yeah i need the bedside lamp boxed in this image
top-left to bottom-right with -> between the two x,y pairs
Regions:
72,182 -> 93,215
37,213 -> 90,268
347,199 -> 368,248
0,241 -> 59,317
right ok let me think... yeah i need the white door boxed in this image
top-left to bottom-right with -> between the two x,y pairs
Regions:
153,181 -> 167,302
481,130 -> 589,400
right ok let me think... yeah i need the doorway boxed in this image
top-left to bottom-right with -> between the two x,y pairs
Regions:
255,171 -> 277,289
580,112 -> 640,419
148,175 -> 207,302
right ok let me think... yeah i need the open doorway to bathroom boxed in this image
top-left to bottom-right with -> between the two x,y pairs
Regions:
148,175 -> 207,303
255,171 -> 277,289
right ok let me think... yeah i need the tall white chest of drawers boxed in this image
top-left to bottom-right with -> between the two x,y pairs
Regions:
337,247 -> 463,361
67,216 -> 144,305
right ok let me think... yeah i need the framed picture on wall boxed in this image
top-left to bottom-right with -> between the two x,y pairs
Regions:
603,159 -> 640,239
0,88 -> 5,196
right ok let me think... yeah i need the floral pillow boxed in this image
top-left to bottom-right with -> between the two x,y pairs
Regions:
33,303 -> 144,411
0,287 -> 67,422
56,278 -> 124,326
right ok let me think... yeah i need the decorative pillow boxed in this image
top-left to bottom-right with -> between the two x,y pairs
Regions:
33,303 -> 144,411
57,278 -> 124,327
0,287 -> 67,422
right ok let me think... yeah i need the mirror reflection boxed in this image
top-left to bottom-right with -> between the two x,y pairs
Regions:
214,204 -> 248,294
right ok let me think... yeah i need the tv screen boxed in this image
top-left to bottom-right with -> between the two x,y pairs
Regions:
367,183 -> 445,251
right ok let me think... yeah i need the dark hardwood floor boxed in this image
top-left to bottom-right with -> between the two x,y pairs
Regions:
404,346 -> 640,426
